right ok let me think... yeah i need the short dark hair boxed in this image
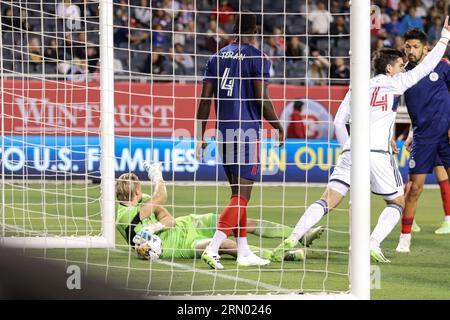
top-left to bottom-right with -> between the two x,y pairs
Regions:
372,48 -> 404,75
403,28 -> 428,45
233,11 -> 257,35
293,100 -> 304,112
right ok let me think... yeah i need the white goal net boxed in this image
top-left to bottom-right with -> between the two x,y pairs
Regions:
0,0 -> 370,298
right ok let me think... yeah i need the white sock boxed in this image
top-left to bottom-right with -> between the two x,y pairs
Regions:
291,200 -> 328,243
237,237 -> 252,258
370,205 -> 402,246
369,237 -> 380,249
400,233 -> 411,238
444,216 -> 450,222
207,230 -> 227,255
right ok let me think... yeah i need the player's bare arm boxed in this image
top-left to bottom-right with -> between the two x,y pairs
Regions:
404,126 -> 414,151
153,207 -> 176,229
195,81 -> 214,160
253,80 -> 284,147
391,139 -> 400,154
139,181 -> 168,220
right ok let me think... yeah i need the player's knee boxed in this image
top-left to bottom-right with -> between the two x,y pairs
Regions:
323,185 -> 345,209
408,182 -> 424,199
387,196 -> 405,209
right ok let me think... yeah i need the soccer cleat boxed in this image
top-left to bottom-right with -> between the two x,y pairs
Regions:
237,253 -> 270,267
143,161 -> 164,183
300,226 -> 324,247
412,220 -> 421,232
370,247 -> 391,263
435,220 -> 450,234
395,233 -> 411,253
284,249 -> 305,261
270,237 -> 297,262
201,250 -> 224,270
258,249 -> 274,261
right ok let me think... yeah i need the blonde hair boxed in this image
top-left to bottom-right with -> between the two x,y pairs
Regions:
115,173 -> 141,202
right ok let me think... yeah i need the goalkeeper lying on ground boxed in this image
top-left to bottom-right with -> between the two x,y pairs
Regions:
115,162 -> 322,262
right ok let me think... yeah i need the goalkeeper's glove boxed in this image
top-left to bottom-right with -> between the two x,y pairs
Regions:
142,161 -> 164,183
132,222 -> 165,245
144,222 -> 165,235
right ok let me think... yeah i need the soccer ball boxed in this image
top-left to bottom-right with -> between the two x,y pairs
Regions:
135,233 -> 163,261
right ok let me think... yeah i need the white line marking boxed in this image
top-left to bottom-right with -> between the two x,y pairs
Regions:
114,249 -> 293,294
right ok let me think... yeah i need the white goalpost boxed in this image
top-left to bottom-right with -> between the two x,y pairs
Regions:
0,0 -> 116,249
348,0 -> 371,300
0,0 -> 370,299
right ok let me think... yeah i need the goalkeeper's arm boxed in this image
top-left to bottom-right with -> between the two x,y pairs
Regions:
153,206 -> 176,231
135,189 -> 175,239
139,180 -> 168,221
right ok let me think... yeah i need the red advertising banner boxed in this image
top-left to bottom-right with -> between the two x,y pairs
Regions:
1,80 -> 348,137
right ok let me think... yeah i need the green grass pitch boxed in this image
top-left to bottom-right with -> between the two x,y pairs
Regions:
2,183 -> 449,299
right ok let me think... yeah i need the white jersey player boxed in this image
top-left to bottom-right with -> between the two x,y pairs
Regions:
271,17 -> 450,263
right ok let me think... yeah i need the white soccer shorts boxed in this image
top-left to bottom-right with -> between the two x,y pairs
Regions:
328,151 -> 404,200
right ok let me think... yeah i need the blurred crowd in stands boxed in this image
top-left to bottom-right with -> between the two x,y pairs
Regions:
1,0 -> 449,85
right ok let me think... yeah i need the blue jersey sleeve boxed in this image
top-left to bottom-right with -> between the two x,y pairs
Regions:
251,53 -> 271,82
203,56 -> 217,84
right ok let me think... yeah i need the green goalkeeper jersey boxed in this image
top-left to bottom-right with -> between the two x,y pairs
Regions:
116,196 -> 217,259
158,213 -> 216,259
116,193 -> 158,244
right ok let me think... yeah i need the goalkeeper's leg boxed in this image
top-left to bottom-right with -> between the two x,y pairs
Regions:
247,219 -> 293,238
247,219 -> 323,246
195,239 -> 238,258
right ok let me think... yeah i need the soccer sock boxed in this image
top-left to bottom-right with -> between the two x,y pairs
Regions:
248,245 -> 272,260
217,195 -> 242,236
370,204 -> 402,247
438,179 -> 450,220
236,237 -> 252,258
252,219 -> 293,238
217,194 -> 251,256
291,200 -> 328,244
207,230 -> 228,255
233,195 -> 249,238
401,215 -> 414,234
